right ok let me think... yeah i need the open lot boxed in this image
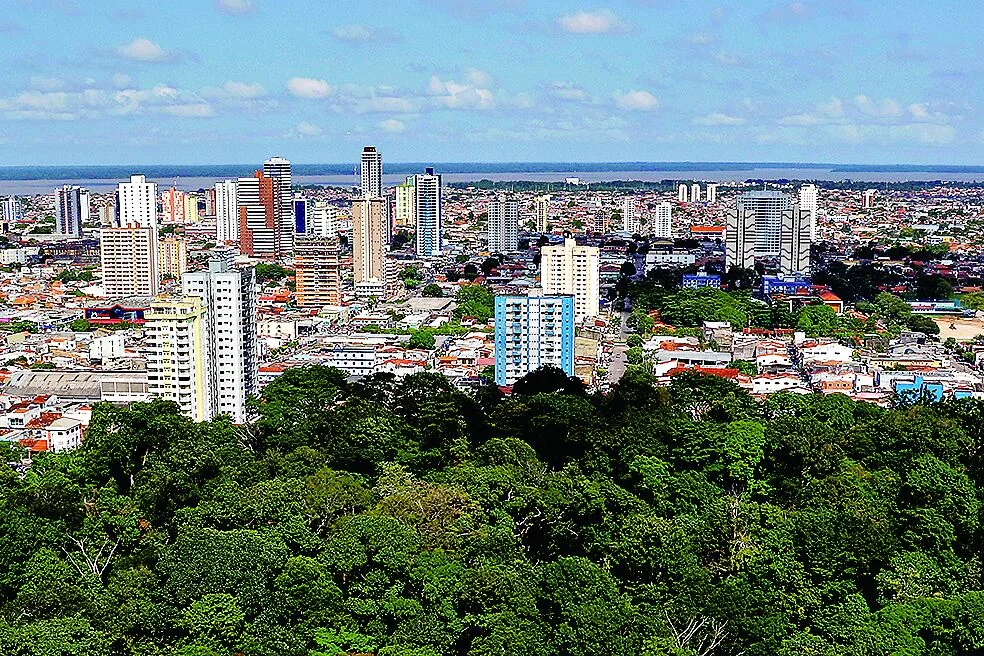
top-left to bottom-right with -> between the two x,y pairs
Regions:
934,316 -> 984,341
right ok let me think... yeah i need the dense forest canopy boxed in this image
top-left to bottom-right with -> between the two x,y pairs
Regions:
2,365 -> 984,655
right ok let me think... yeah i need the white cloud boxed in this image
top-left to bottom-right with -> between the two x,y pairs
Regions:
295,121 -> 322,136
427,76 -> 494,109
558,9 -> 626,34
116,38 -> 170,62
614,89 -> 659,111
287,77 -> 333,98
380,118 -> 406,133
220,81 -> 267,98
855,95 -> 903,118
217,0 -> 254,14
694,112 -> 745,126
111,73 -> 132,89
818,96 -> 844,117
778,113 -> 823,126
331,24 -> 374,41
152,84 -> 178,99
162,103 -> 215,117
549,81 -> 591,102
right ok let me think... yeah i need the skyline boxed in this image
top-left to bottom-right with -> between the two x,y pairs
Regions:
0,0 -> 979,165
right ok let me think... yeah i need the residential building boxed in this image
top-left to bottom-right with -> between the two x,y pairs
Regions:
1,196 -> 20,225
294,195 -> 310,234
535,194 -> 551,232
353,197 -> 388,284
621,197 -> 640,234
237,170 -> 281,258
182,250 -> 258,423
494,293 -> 575,386
395,177 -> 415,228
145,297 -> 213,422
360,146 -> 383,198
540,237 -> 600,323
161,187 -> 185,224
488,195 -> 519,252
652,202 -> 672,239
295,236 -> 342,307
745,190 -> 790,257
780,205 -> 812,277
309,201 -> 338,238
100,226 -> 159,297
263,156 -> 294,255
158,237 -> 189,280
215,180 -> 238,243
678,184 -> 688,202
691,183 -> 701,202
414,167 -> 442,257
799,184 -> 818,241
118,174 -> 158,228
863,189 -> 876,209
706,184 -> 718,203
54,185 -> 88,237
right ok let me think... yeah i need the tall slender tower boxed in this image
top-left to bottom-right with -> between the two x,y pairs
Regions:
54,185 -> 87,237
353,197 -> 388,283
414,168 -> 442,257
652,202 -> 672,240
145,296 -> 213,422
540,237 -> 600,324
215,180 -> 239,243
488,195 -> 519,252
361,146 -> 383,199
237,171 -> 281,258
780,205 -> 812,278
535,194 -> 551,233
621,197 -> 640,234
295,237 -> 342,308
118,174 -> 158,228
799,184 -> 818,241
263,156 -> 294,255
100,225 -> 159,297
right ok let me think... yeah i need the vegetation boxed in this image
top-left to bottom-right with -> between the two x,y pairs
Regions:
55,269 -> 95,284
421,284 -> 444,298
399,266 -> 422,289
3,369 -> 984,654
254,263 -> 294,284
453,284 -> 495,324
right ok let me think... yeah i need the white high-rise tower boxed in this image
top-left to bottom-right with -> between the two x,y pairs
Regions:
621,197 -> 640,234
361,146 -> 383,199
215,180 -> 239,243
652,202 -> 672,239
535,194 -> 551,233
488,195 -> 519,252
54,185 -> 88,237
799,184 -> 818,242
118,174 -> 158,228
414,168 -> 442,257
540,237 -> 600,323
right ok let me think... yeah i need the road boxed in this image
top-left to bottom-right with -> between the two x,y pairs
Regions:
606,309 -> 631,385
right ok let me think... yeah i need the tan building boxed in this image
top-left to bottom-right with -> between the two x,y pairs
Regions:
295,236 -> 341,307
145,296 -> 212,422
540,237 -> 600,323
352,197 -> 388,284
158,237 -> 188,280
100,226 -> 159,297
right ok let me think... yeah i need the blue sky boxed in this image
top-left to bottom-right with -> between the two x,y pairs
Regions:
0,0 -> 979,165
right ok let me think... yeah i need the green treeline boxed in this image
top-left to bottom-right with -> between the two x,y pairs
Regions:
1,366 -> 984,655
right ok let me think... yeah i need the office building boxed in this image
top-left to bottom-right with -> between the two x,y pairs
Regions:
54,185 -> 88,237
145,297 -> 213,422
182,251 -> 258,423
295,236 -> 342,308
535,194 -> 551,233
294,195 -> 310,234
706,184 -> 718,203
414,168 -> 442,257
494,293 -> 575,387
488,195 -> 520,252
360,146 -> 383,198
215,180 -> 238,243
237,170 -> 282,258
780,205 -> 812,277
621,197 -> 640,234
742,190 -> 790,257
100,226 -> 159,297
691,184 -> 701,203
678,184 -> 689,202
652,202 -> 673,239
540,237 -> 600,323
309,201 -> 338,238
353,196 -> 388,285
395,177 -> 415,227
863,189 -> 876,209
158,237 -> 189,280
263,156 -> 294,255
118,174 -> 158,228
799,184 -> 818,241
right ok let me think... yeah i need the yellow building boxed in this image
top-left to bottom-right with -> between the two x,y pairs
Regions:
158,237 -> 189,280
145,296 -> 212,422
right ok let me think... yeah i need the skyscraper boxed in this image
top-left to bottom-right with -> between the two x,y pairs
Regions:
162,187 -> 185,224
182,250 -> 258,423
799,184 -> 818,241
158,237 -> 189,280
237,171 -> 281,258
488,195 -> 520,252
263,156 -> 294,255
863,189 -> 876,209
54,185 -> 87,237
540,237 -> 600,323
100,226 -> 159,297
310,201 -> 338,238
706,184 -> 718,203
145,297 -> 213,422
395,177 -> 415,228
118,174 -> 158,228
294,237 -> 342,308
780,205 -> 812,278
691,183 -> 701,203
414,168 -> 442,257
360,146 -> 383,198
1,197 -> 20,226
652,202 -> 672,240
494,293 -> 575,386
215,180 -> 238,243
678,184 -> 689,202
352,197 -> 388,284
535,194 -> 551,233
294,195 -> 310,234
621,197 -> 640,234
742,190 -> 790,257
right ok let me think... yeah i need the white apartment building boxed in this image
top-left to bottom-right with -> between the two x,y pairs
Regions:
540,237 -> 600,323
799,184 -> 818,241
118,174 -> 158,228
535,194 -> 551,233
494,293 -> 575,386
652,202 -> 672,239
621,197 -> 640,234
310,201 -> 338,238
360,146 -> 383,198
215,180 -> 238,242
414,168 -> 442,257
54,185 -> 88,237
100,226 -> 159,297
488,195 -> 519,252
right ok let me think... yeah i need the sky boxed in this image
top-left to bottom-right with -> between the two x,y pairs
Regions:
0,0 -> 979,166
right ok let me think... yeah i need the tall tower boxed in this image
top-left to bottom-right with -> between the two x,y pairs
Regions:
54,185 -> 87,237
100,226 -> 159,297
215,180 -> 239,243
145,297 -> 213,422
535,194 -> 551,233
780,204 -> 812,278
182,251 -> 258,424
494,293 -> 575,386
352,197 -> 388,283
652,202 -> 672,240
414,168 -> 442,257
540,237 -> 600,323
361,146 -> 383,199
237,171 -> 281,258
706,184 -> 718,203
295,237 -> 342,308
678,184 -> 689,203
799,184 -> 818,241
395,177 -> 415,228
725,202 -> 755,271
263,156 -> 294,255
488,195 -> 519,252
118,174 -> 158,228
691,183 -> 701,203
310,201 -> 338,238
621,197 -> 640,234
863,189 -> 876,209
742,190 -> 790,257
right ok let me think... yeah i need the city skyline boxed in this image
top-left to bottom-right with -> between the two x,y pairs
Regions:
0,0 -> 978,165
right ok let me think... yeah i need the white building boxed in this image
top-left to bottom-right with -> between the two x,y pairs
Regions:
263,156 -> 294,255
182,250 -> 258,424
215,180 -> 238,243
494,293 -> 575,386
89,333 -> 125,361
678,184 -> 688,202
145,297 -> 213,422
414,168 -> 442,257
360,146 -> 383,198
100,226 -> 159,297
780,205 -> 812,277
652,202 -> 672,239
799,184 -> 818,241
54,185 -> 88,237
118,174 -> 158,228
310,201 -> 338,238
1,196 -> 20,225
646,251 -> 696,267
540,237 -> 600,323
706,184 -> 718,203
621,197 -> 640,234
535,194 -> 551,233
488,195 -> 520,252
329,346 -> 378,377
863,189 -> 876,209
691,183 -> 701,203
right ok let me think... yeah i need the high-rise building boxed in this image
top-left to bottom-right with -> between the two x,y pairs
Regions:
395,177 -> 415,228
678,184 -> 689,202
652,202 -> 673,240
294,236 -> 342,308
310,201 -> 338,238
118,174 -> 158,228
742,190 -> 790,257
592,209 -> 610,235
535,194 -> 551,233
158,237 -> 189,280
294,195 -> 311,234
237,171 -> 282,258
780,205 -> 812,278
100,226 -> 159,297
863,189 -> 876,209
691,183 -> 702,203
182,250 -> 258,423
799,184 -> 818,241
162,187 -> 185,224
145,297 -> 213,422
361,146 -> 383,199
353,197 -> 388,284
204,187 -> 217,217
215,180 -> 239,243
540,237 -> 600,323
184,193 -> 199,223
54,185 -> 88,237
706,184 -> 718,203
1,197 -> 20,226
494,293 -> 575,386
263,156 -> 294,255
488,195 -> 520,252
414,168 -> 442,257
621,197 -> 640,234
